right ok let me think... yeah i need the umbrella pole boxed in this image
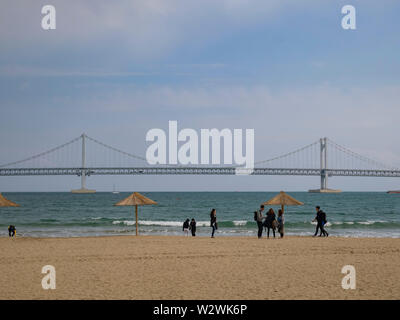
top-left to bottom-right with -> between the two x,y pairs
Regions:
135,205 -> 138,236
281,204 -> 284,214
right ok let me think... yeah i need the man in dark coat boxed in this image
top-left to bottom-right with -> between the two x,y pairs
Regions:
8,225 -> 16,237
313,206 -> 329,237
189,218 -> 196,237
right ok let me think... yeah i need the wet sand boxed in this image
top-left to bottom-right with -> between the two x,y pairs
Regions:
1,235 -> 399,300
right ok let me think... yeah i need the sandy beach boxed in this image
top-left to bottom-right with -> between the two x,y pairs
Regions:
1,235 -> 399,300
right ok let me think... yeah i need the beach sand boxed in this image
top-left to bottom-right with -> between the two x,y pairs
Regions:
0,235 -> 399,300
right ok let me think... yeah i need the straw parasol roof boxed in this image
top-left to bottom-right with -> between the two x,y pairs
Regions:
263,191 -> 304,206
0,193 -> 20,207
262,191 -> 303,214
114,192 -> 157,206
114,192 -> 157,236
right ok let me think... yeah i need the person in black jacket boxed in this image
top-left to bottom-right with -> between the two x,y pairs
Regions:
8,225 -> 16,237
210,209 -> 217,238
313,206 -> 329,237
264,208 -> 276,238
189,218 -> 196,237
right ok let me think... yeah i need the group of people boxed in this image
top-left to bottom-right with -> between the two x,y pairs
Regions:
7,206 -> 328,239
182,208 -> 218,238
182,206 -> 329,238
255,205 -> 329,238
182,218 -> 197,237
254,205 -> 285,239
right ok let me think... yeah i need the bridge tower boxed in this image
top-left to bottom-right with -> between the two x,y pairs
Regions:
320,137 -> 327,190
71,133 -> 96,194
309,137 -> 341,193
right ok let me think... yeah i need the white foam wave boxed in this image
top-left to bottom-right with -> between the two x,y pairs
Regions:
233,220 -> 247,226
112,220 -> 211,227
357,220 -> 387,225
309,220 -> 388,226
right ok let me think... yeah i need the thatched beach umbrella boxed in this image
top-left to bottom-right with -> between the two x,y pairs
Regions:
114,192 -> 157,236
0,193 -> 20,207
262,191 -> 303,214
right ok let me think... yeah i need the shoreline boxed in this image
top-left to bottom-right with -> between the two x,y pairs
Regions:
2,190 -> 396,193
1,235 -> 399,299
3,192 -> 399,239
4,234 -> 400,240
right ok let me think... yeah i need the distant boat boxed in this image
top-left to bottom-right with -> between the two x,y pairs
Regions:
387,190 -> 400,194
112,185 -> 120,194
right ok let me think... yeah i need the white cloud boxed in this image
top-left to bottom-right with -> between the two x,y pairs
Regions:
0,0 -> 299,61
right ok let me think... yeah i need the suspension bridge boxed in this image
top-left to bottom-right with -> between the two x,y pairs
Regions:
0,134 -> 399,193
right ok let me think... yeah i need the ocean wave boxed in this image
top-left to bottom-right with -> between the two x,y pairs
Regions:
233,220 -> 248,226
40,218 -> 59,222
2,219 -> 399,231
357,220 -> 387,225
112,220 -> 253,228
2,228 -> 399,238
112,220 -> 212,227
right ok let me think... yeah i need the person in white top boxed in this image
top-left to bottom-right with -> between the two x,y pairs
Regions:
182,218 -> 190,236
255,205 -> 265,238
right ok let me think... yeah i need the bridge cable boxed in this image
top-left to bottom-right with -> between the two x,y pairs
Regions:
327,138 -> 398,170
254,140 -> 320,166
0,136 -> 81,168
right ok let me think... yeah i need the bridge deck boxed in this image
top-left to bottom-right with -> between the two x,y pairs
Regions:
1,167 -> 400,177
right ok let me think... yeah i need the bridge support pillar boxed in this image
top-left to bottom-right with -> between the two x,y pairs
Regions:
71,133 -> 96,194
309,137 -> 341,193
321,137 -> 327,190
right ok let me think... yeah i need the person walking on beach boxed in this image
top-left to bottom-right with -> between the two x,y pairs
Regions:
189,218 -> 196,237
255,205 -> 265,238
183,218 -> 190,236
313,206 -> 329,237
277,209 -> 285,238
210,209 -> 217,238
264,208 -> 277,238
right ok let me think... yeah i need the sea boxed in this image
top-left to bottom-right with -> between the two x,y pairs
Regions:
1,192 -> 400,238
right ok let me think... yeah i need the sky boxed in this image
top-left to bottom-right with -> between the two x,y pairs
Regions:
0,0 -> 400,192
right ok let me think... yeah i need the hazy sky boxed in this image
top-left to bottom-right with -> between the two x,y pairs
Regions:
0,0 -> 399,192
